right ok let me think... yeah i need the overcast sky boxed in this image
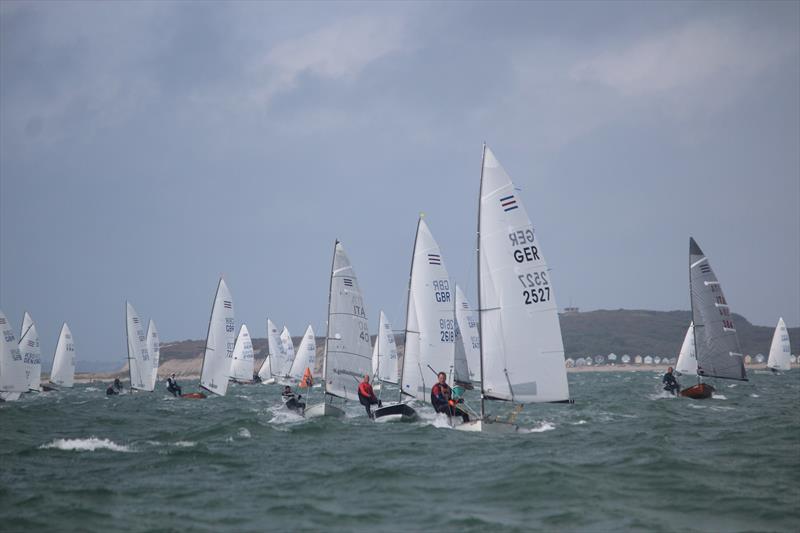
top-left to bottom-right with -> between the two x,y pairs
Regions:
1,1 -> 798,367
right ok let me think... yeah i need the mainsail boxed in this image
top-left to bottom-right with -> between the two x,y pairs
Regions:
230,324 -> 255,381
50,323 -> 75,388
452,285 -> 474,387
322,241 -> 372,402
675,323 -> 697,376
372,311 -> 399,384
126,302 -> 152,391
146,320 -> 160,389
289,325 -> 316,381
455,286 -> 481,384
0,310 -> 27,396
478,145 -> 570,403
398,217 -> 455,402
689,238 -> 747,381
767,317 -> 791,372
18,312 -> 41,391
200,278 -> 235,396
280,327 -> 296,377
266,319 -> 290,379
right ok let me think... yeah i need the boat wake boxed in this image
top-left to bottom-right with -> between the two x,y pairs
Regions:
40,437 -> 132,453
519,421 -> 555,434
267,404 -> 305,426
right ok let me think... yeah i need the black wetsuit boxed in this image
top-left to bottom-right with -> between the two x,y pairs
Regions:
106,386 -> 118,396
663,372 -> 679,395
113,379 -> 123,392
282,391 -> 305,413
431,383 -> 469,423
167,378 -> 182,397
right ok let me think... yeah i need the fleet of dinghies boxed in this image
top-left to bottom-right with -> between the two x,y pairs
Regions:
2,145 -> 794,413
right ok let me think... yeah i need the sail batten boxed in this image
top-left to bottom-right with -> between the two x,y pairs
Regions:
689,238 -> 747,381
477,145 -> 570,404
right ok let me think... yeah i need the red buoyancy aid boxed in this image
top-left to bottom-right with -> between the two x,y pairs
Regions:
358,381 -> 374,399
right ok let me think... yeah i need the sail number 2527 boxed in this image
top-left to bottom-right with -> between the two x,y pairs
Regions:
518,271 -> 550,305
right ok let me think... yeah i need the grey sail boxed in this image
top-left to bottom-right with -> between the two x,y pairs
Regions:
689,237 -> 747,381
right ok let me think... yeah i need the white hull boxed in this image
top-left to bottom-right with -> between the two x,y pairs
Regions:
453,419 -> 519,433
304,402 -> 346,419
373,402 -> 418,422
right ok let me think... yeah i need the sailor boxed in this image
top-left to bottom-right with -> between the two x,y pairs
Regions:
113,378 -> 123,392
106,383 -> 118,396
282,385 -> 305,413
662,367 -> 680,395
166,374 -> 182,397
430,372 -> 469,423
357,375 -> 381,419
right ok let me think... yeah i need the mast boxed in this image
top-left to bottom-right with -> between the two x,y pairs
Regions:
689,238 -> 700,385
398,216 -> 423,404
322,240 -> 338,399
477,143 -> 486,419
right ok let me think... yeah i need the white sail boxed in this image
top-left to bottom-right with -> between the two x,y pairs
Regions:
675,323 -> 697,376
767,317 -> 791,371
400,290 -> 424,400
373,311 -> 399,384
266,319 -> 290,378
452,285 -> 475,386
280,327 -> 296,377
18,312 -> 41,391
0,310 -> 28,395
126,302 -> 152,391
455,286 -> 481,384
50,323 -> 75,387
146,320 -> 160,389
289,325 -> 315,380
229,324 -> 254,381
689,238 -> 747,381
257,353 -> 272,382
478,145 -> 569,403
200,278 -> 235,396
323,241 -> 372,402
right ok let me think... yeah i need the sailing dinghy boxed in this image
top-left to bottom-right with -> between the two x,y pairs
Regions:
184,277 -> 235,399
147,320 -> 160,388
229,324 -> 255,383
126,302 -> 153,392
18,312 -> 42,392
680,238 -> 747,399
767,317 -> 791,373
455,145 -> 571,432
46,323 -> 76,391
306,241 -> 372,418
0,310 -> 27,401
375,216 -> 455,422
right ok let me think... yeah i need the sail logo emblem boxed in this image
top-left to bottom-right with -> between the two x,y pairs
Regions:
223,300 -> 232,309
500,195 -> 518,212
428,254 -> 441,265
343,278 -> 353,287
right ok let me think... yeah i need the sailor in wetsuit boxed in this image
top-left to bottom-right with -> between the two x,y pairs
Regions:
106,383 -> 119,396
282,385 -> 305,413
431,372 -> 469,423
357,375 -> 382,419
166,374 -> 182,397
113,378 -> 123,392
663,367 -> 680,395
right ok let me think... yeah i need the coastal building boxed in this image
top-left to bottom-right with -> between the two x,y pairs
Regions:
634,355 -> 643,364
621,354 -> 631,364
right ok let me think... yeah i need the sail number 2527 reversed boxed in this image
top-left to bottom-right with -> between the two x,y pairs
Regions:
518,271 -> 550,305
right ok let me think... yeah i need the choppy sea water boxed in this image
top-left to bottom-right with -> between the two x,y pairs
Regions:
1,371 -> 798,532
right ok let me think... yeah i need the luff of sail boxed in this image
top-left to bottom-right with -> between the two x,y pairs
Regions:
50,323 -> 75,387
147,320 -> 160,389
675,323 -> 697,376
289,325 -> 315,381
200,278 -> 235,396
18,312 -> 41,391
767,317 -> 791,371
689,238 -> 747,381
478,145 -> 569,403
230,324 -> 255,381
126,302 -> 152,391
323,241 -> 372,402
0,310 -> 28,394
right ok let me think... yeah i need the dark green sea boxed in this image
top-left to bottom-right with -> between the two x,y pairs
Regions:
1,370 -> 798,532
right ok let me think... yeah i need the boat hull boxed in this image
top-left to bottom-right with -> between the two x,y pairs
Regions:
374,403 -> 418,422
305,402 -> 345,419
180,392 -> 207,400
453,419 -> 519,433
680,383 -> 715,399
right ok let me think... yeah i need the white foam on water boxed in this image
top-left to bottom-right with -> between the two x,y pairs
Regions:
520,421 -> 556,434
40,437 -> 132,453
711,394 -> 727,400
727,384 -> 737,388
750,393 -> 760,398
172,441 -> 196,447
238,428 -> 251,439
572,420 -> 588,425
267,405 -> 305,425
649,391 -> 677,400
84,387 -> 99,392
